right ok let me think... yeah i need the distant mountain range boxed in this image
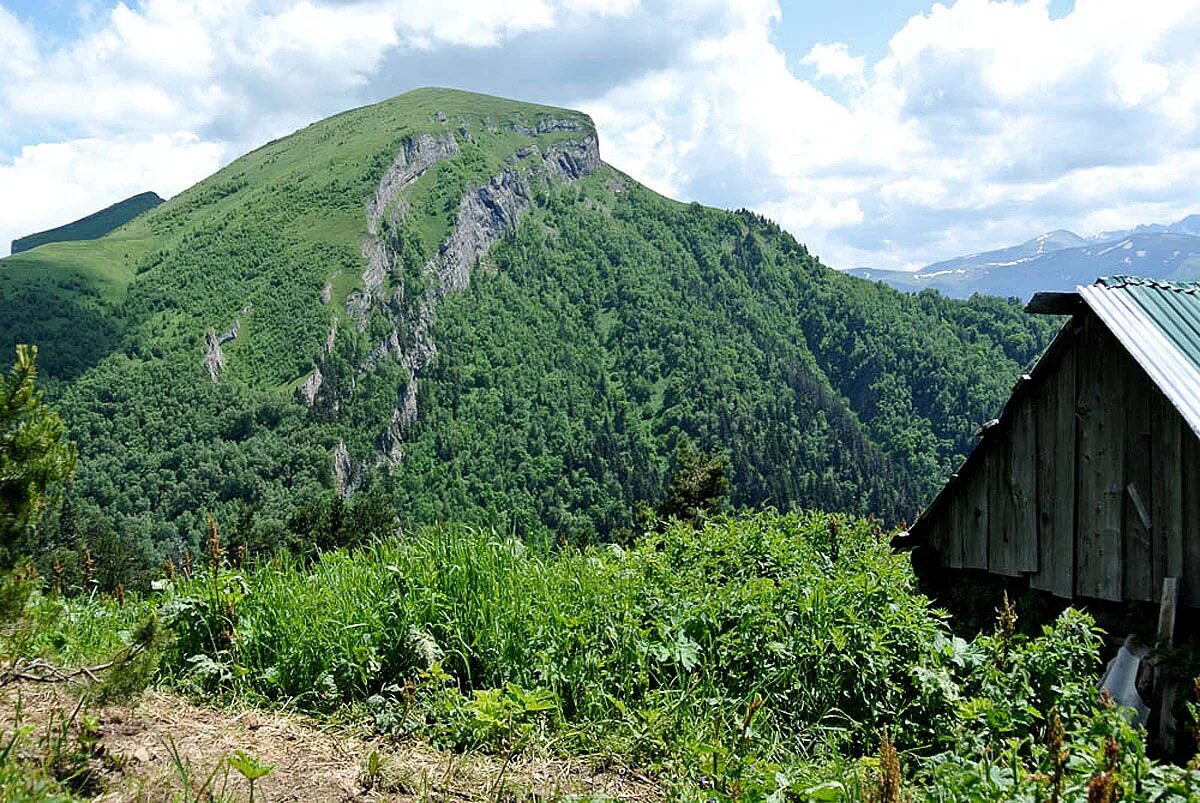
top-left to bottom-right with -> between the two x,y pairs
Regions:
11,191 -> 163,254
847,214 -> 1200,300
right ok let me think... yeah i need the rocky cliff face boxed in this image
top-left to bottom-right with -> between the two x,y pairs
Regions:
348,131 -> 461,324
309,120 -> 601,492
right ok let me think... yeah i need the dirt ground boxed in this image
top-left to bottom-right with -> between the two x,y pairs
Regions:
0,683 -> 662,802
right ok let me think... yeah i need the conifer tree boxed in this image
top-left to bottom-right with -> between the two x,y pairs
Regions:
0,345 -> 76,560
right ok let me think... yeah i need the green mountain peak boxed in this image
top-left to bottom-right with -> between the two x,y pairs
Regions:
0,89 -> 1053,566
10,191 -> 164,255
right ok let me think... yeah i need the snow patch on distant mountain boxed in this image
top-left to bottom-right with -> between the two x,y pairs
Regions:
846,212 -> 1200,300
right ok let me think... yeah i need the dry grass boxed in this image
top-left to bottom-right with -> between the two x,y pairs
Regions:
0,684 -> 662,802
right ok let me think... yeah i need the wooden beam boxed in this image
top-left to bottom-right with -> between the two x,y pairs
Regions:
1155,577 -> 1180,753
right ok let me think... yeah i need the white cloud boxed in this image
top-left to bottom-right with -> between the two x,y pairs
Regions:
800,42 -> 865,83
392,0 -> 555,48
587,0 -> 1200,267
3,0 -> 1200,268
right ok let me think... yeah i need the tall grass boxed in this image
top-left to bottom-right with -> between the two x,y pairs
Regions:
12,511 -> 1200,799
163,512 -> 953,753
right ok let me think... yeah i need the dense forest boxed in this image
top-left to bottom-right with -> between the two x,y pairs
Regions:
0,89 -> 1056,585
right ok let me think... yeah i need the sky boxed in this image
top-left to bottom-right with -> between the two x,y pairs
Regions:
1,0 -> 1199,269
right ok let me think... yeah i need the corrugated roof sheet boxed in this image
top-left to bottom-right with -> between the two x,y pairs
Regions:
1081,276 -> 1200,439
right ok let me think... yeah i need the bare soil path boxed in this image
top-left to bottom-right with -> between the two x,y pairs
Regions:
0,684 -> 661,802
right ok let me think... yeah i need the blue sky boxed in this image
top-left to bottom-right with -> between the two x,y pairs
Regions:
1,0 -> 1198,268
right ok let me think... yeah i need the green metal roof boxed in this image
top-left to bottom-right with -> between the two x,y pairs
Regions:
1082,276 -> 1200,438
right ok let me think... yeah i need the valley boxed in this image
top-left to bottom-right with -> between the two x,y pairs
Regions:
0,87 -> 1195,801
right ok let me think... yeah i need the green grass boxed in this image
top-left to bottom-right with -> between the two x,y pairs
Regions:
0,229 -> 154,379
0,230 -> 150,301
153,514 -> 1189,796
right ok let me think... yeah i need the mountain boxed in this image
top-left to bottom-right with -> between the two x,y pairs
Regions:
922,229 -> 1088,276
0,88 -> 1053,574
11,191 -> 163,254
848,216 -> 1200,300
1096,213 -> 1200,241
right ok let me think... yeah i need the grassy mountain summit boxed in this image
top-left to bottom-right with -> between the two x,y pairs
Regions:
0,88 -> 1052,569
10,190 -> 163,255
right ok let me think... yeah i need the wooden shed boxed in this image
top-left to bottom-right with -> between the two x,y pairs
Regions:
902,276 -> 1200,607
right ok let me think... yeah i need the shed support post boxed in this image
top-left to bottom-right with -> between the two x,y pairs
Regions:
1153,576 -> 1180,754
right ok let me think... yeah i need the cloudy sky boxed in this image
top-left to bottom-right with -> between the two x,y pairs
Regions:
1,0 -> 1199,268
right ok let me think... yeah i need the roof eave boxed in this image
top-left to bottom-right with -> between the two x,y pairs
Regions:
1026,291 -> 1084,315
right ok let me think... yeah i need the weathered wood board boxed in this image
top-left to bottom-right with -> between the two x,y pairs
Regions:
943,487 -> 965,569
988,429 -> 1020,577
1122,356 -> 1154,602
1074,319 -> 1124,602
961,449 -> 989,570
1151,388 -> 1183,591
1010,398 -> 1039,573
1182,429 -> 1200,607
1031,345 -> 1076,598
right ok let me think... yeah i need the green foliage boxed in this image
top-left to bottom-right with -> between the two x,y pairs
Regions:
0,700 -> 90,803
659,435 -> 730,522
227,749 -> 274,803
384,180 -> 1054,539
137,511 -> 1198,798
0,346 -> 76,560
1,510 -> 1197,799
0,566 -> 165,801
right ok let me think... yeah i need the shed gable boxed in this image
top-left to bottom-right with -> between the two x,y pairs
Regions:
909,280 -> 1200,606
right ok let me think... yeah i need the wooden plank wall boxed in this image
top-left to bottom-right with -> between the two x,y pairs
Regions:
1182,433 -> 1200,606
1123,364 -> 1154,602
929,310 -> 1200,606
1151,390 -> 1183,596
961,449 -> 990,570
1030,345 -> 1075,598
1075,317 -> 1126,602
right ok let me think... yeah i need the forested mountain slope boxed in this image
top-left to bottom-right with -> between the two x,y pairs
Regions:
0,88 -> 1054,574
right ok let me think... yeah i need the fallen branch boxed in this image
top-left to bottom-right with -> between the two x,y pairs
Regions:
0,641 -> 147,687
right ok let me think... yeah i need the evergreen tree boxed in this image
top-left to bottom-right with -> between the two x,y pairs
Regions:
0,345 -> 76,561
659,436 -> 731,522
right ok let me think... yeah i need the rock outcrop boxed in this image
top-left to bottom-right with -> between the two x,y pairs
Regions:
331,439 -> 359,498
348,131 -> 460,325
203,331 -> 226,381
297,366 -> 323,407
364,133 -> 600,467
202,306 -> 250,381
296,320 -> 341,408
322,119 -> 600,488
